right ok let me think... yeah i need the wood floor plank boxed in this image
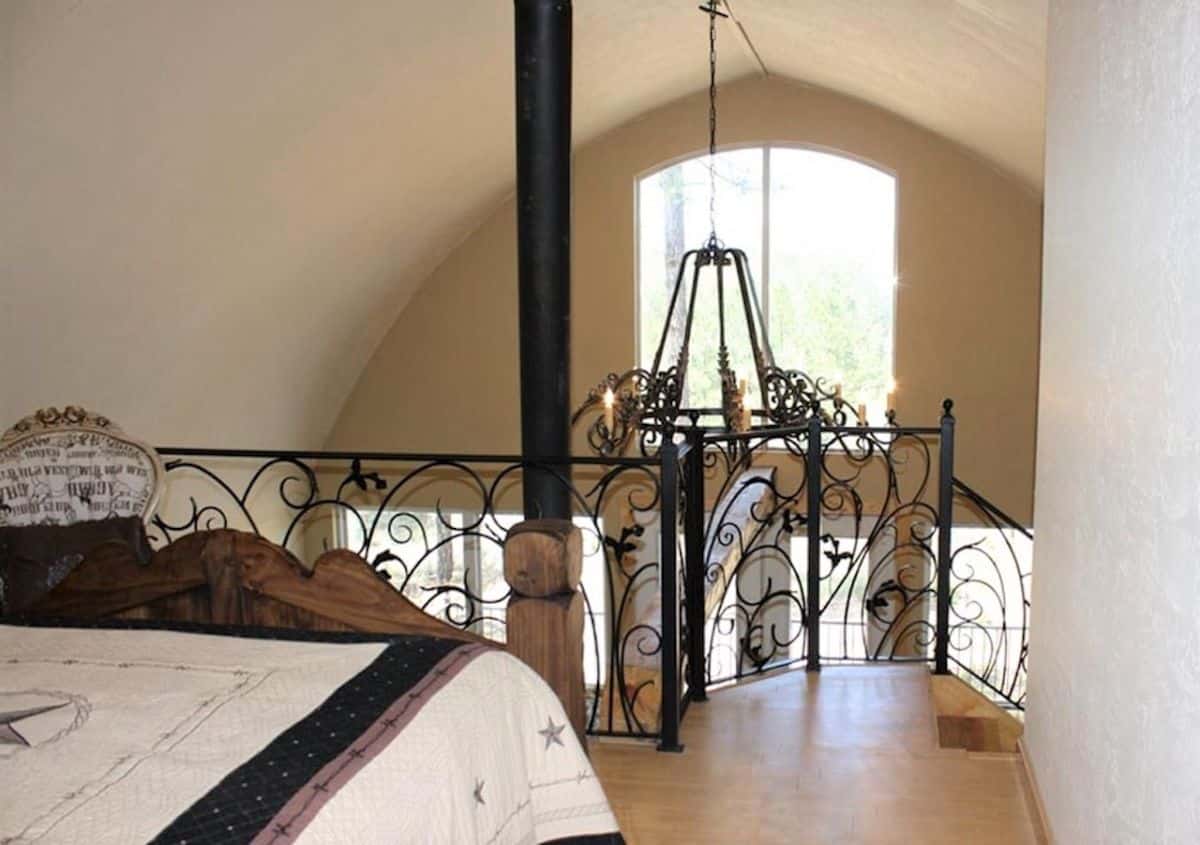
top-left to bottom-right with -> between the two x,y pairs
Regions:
592,665 -> 1040,844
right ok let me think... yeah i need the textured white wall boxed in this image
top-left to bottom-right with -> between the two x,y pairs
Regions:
1027,2 -> 1200,841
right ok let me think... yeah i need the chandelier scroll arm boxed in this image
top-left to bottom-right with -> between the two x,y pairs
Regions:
730,248 -> 773,392
672,253 -> 706,396
735,249 -> 774,365
650,248 -> 700,379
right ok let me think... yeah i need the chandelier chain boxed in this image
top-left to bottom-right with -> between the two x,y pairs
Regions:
707,2 -> 719,246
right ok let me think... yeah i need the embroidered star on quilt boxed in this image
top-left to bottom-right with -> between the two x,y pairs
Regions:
538,717 -> 566,750
0,702 -> 67,747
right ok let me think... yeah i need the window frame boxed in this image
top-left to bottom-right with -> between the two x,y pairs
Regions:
633,142 -> 900,417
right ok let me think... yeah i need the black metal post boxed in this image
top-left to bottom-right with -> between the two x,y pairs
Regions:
657,440 -> 684,752
515,0 -> 572,519
934,399 -> 956,674
683,427 -> 708,702
805,410 -> 822,672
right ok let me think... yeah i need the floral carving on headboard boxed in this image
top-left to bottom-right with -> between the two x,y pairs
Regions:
0,407 -> 164,527
1,406 -> 117,444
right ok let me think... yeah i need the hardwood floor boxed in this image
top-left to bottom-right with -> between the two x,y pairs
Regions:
591,664 -> 1043,844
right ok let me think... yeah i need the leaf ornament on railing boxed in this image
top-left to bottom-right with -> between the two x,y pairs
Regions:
867,579 -> 911,623
370,549 -> 404,583
821,534 -> 854,570
346,458 -> 388,492
604,523 -> 645,568
780,507 -> 805,535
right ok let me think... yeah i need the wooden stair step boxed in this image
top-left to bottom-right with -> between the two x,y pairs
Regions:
937,714 -> 1003,752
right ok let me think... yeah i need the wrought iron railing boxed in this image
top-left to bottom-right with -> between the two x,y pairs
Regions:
150,446 -> 689,746
682,411 -> 951,693
947,478 -> 1032,710
149,402 -> 1031,753
669,403 -> 1033,713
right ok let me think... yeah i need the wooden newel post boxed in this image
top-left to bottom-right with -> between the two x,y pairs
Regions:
503,518 -> 587,747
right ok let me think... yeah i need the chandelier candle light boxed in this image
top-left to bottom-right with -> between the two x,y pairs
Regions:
573,0 -> 880,457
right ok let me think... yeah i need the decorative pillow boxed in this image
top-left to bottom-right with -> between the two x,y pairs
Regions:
0,406 -> 164,528
0,517 -> 152,614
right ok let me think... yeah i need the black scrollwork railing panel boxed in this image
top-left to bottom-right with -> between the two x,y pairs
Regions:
700,433 -> 811,685
948,481 -> 1033,711
673,447 -> 691,714
698,424 -> 942,684
586,463 -> 668,739
817,427 -> 939,664
150,451 -> 669,739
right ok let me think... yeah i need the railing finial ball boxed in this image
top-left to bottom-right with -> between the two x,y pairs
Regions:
942,398 -> 955,418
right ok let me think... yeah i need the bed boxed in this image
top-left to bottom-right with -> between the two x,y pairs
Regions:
0,409 -> 623,844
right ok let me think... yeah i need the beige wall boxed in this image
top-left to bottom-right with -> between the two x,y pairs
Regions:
328,76 -> 1042,523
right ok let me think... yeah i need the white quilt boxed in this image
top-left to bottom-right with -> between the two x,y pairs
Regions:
0,623 -> 621,844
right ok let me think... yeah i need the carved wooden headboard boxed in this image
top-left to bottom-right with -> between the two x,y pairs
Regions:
1,407 -> 482,644
32,528 -> 486,644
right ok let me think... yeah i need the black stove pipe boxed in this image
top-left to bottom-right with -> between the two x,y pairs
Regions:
514,0 -> 573,519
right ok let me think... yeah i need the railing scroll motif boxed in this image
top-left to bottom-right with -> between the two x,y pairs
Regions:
150,448 -> 683,741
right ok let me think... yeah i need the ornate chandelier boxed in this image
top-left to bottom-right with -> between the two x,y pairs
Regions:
574,1 -> 869,456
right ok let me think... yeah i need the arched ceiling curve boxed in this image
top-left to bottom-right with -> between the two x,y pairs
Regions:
1,0 -> 1045,448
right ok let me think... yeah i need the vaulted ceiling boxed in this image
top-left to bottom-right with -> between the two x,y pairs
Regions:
1,0 -> 1046,448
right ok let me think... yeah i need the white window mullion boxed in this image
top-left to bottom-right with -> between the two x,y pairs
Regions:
461,512 -> 485,635
761,145 -> 771,339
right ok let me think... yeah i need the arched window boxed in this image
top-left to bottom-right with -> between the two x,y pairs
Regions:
637,146 -> 896,418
